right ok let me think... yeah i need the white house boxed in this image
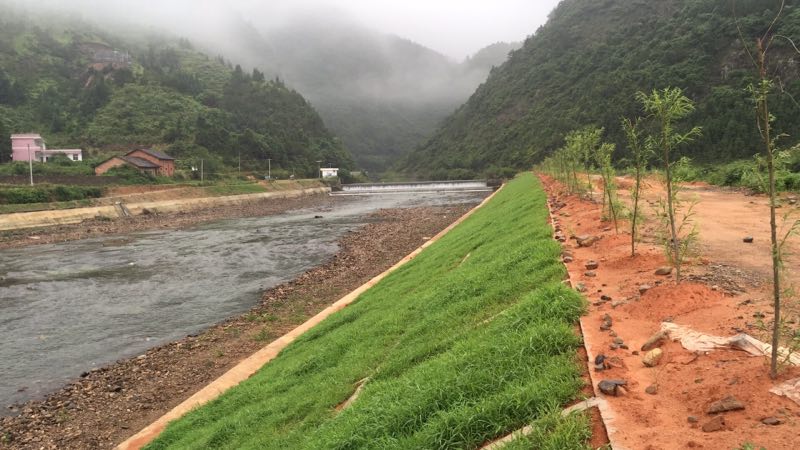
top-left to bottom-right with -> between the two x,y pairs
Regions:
320,168 -> 339,178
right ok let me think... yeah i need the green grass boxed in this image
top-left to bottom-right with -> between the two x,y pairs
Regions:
147,173 -> 590,450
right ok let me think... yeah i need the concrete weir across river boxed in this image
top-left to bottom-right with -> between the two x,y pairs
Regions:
0,189 -> 488,411
334,180 -> 494,195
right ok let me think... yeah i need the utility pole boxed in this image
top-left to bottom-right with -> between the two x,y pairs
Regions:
316,160 -> 322,179
28,144 -> 33,186
238,150 -> 241,176
201,159 -> 204,183
267,158 -> 271,180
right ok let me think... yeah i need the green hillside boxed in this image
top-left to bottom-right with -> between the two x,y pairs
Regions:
400,0 -> 800,179
0,6 -> 351,177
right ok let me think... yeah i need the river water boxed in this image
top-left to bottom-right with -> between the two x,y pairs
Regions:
0,192 -> 486,409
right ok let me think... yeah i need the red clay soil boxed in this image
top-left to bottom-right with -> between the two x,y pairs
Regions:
541,174 -> 800,450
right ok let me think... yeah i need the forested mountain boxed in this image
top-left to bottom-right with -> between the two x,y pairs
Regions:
0,5 -> 351,177
191,13 -> 520,172
400,0 -> 800,179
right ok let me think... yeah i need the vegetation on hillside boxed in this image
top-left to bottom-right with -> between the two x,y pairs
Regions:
401,0 -> 800,179
196,14 -> 520,173
147,174 -> 591,449
0,5 -> 351,178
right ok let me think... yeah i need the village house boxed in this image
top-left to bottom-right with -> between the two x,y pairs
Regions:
95,149 -> 175,176
10,134 -> 83,162
79,42 -> 132,71
320,167 -> 339,178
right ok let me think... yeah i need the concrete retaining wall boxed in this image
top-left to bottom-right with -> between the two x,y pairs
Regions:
0,187 -> 331,232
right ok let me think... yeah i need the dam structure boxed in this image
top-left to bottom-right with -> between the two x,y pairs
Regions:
335,180 -> 494,195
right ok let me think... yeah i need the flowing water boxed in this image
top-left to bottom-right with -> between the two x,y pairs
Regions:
0,192 -> 486,409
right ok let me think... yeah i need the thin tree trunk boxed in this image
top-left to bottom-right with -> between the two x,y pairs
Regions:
632,167 -> 641,256
664,127 -> 681,282
759,41 -> 782,379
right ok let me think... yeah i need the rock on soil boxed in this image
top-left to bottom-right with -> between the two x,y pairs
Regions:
762,417 -> 782,426
707,396 -> 745,414
585,260 -> 599,270
642,348 -> 664,367
641,330 -> 669,351
598,379 -> 627,396
702,415 -> 726,433
655,266 -> 673,276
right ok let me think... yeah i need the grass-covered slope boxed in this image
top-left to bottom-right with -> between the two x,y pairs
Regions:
401,0 -> 800,179
147,173 -> 590,450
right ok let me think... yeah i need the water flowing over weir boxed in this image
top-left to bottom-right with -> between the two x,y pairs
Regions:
335,180 -> 494,195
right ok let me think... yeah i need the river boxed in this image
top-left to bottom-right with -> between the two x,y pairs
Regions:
0,191 -> 486,409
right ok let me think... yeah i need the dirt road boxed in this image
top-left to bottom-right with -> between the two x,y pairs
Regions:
546,174 -> 800,450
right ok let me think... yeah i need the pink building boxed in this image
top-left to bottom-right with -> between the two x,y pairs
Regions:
10,134 -> 83,162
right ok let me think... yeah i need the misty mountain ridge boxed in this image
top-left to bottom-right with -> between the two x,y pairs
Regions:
400,0 -> 800,179
182,10 -> 521,172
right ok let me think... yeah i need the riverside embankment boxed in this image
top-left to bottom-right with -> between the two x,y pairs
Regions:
0,191 -> 486,450
0,186 -> 329,232
143,173 -> 593,450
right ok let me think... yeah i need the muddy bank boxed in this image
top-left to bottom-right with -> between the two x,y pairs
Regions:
0,202 -> 476,450
0,192 -> 335,250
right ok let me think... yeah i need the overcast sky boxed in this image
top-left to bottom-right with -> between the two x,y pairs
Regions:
12,0 -> 562,59
258,0 -> 563,59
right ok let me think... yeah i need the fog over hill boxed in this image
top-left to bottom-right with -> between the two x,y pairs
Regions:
4,0 -> 543,172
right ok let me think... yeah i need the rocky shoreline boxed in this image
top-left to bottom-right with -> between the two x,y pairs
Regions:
0,201 -> 477,449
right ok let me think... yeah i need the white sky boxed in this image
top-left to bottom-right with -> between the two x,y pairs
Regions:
251,0 -> 563,59
16,0 -> 562,59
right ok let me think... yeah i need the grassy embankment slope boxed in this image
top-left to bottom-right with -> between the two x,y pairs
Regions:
147,173 -> 591,450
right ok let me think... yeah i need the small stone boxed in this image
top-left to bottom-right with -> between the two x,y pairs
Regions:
701,415 -> 726,433
642,348 -> 663,367
576,283 -> 587,293
707,396 -> 745,414
563,256 -> 574,263
711,285 -> 719,291
611,300 -> 625,308
585,271 -> 597,277
639,284 -> 652,295
585,260 -> 599,270
598,379 -> 626,396
609,331 -> 617,337
577,235 -> 600,248
610,343 -> 619,350
645,384 -> 658,395
600,314 -> 613,331
619,344 -> 629,350
594,354 -> 606,365
761,417 -> 782,426
688,416 -> 699,424
641,330 -> 669,351
601,295 -> 612,301
613,337 -> 624,345
655,266 -> 673,276
743,236 -> 754,243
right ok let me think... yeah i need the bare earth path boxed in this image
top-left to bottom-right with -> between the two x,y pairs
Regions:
544,174 -> 800,450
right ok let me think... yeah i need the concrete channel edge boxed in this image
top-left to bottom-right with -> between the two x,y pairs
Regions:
116,183 -> 504,449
